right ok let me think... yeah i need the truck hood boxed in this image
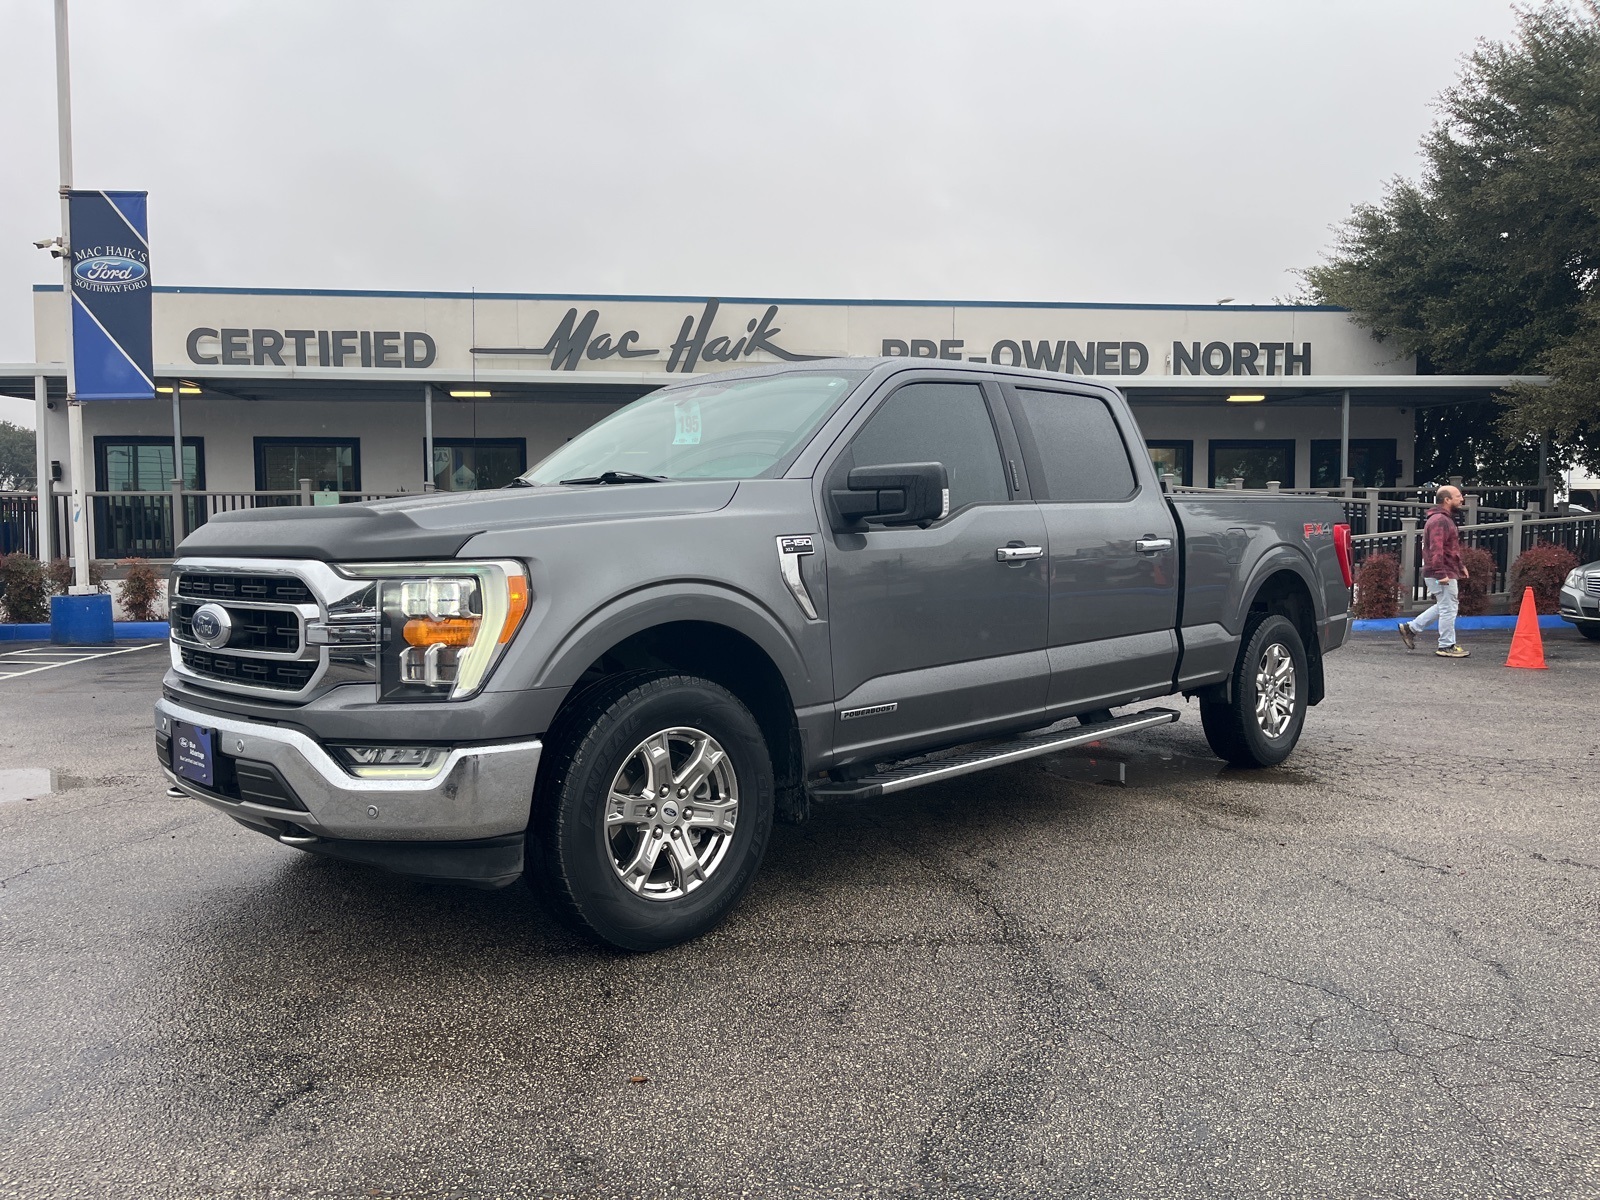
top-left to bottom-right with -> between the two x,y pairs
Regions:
175,480 -> 740,561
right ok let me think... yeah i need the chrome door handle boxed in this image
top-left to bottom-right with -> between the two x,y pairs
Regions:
1135,538 -> 1173,553
996,545 -> 1044,562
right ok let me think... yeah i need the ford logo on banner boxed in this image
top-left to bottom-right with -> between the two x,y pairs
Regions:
66,190 -> 154,400
74,255 -> 148,285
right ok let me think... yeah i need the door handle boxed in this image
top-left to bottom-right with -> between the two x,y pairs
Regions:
1135,537 -> 1173,553
996,545 -> 1044,562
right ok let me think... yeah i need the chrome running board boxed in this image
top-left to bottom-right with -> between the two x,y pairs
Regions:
809,708 -> 1181,802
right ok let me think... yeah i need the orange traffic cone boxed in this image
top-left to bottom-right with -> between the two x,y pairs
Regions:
1506,586 -> 1547,670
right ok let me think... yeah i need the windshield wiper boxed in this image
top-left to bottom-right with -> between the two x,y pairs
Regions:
558,470 -> 670,486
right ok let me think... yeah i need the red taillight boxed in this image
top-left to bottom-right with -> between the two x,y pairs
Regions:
1334,523 -> 1353,588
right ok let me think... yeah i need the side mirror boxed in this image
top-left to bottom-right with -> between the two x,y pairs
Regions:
831,462 -> 949,530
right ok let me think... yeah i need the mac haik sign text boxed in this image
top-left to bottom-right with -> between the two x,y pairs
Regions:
30,291 -> 1411,379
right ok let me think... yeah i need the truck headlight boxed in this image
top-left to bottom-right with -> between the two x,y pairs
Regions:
339,560 -> 530,701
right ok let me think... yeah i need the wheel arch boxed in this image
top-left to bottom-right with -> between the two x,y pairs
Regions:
536,590 -> 811,820
1242,563 -> 1325,706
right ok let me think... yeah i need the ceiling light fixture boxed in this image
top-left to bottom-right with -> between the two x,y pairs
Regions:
156,385 -> 202,394
450,389 -> 491,398
1226,394 -> 1266,403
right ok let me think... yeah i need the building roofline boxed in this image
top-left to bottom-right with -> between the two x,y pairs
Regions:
28,283 -> 1348,313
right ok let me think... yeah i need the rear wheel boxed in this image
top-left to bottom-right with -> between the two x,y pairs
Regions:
529,672 -> 775,951
1200,614 -> 1309,768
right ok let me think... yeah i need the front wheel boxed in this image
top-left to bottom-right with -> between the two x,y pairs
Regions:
1577,622 -> 1600,642
529,672 -> 775,951
1200,613 -> 1309,768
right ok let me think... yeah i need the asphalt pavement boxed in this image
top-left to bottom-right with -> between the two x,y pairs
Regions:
0,631 -> 1596,1199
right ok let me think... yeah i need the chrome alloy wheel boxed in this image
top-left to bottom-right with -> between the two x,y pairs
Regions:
1254,643 -> 1297,739
605,727 -> 739,901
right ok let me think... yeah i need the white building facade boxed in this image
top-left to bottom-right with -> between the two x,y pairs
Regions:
9,285 -> 1524,560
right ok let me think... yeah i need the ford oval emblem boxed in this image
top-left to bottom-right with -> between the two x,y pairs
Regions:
73,256 -> 148,285
189,603 -> 232,649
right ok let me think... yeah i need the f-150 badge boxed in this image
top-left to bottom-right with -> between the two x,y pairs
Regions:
776,535 -> 818,620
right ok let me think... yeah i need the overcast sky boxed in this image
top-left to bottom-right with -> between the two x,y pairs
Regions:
0,0 -> 1524,427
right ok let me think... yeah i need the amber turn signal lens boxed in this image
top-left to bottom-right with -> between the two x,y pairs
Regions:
500,574 -> 530,644
403,617 -> 479,648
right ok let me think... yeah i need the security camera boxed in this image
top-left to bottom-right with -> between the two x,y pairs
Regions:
33,236 -> 68,258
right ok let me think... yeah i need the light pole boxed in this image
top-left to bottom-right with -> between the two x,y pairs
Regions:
53,0 -> 93,593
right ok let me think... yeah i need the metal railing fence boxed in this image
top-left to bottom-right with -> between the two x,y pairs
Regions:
5,485 -> 413,563
1350,512 -> 1600,606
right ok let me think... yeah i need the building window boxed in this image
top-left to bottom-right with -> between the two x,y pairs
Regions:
93,436 -> 205,559
255,438 -> 361,495
1146,440 -> 1193,486
1208,440 -> 1296,489
430,439 -> 527,492
1311,439 -> 1400,488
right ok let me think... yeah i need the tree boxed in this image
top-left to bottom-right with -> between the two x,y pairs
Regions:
0,422 -> 35,491
1304,1 -> 1600,478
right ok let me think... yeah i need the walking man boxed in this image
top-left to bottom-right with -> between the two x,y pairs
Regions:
1398,485 -> 1470,658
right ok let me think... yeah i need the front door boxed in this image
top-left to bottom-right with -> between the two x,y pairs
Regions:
821,376 -> 1049,764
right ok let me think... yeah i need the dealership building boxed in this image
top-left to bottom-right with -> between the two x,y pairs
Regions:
5,284 -> 1533,560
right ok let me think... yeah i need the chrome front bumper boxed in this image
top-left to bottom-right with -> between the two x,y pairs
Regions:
155,698 -> 543,842
1559,582 -> 1599,624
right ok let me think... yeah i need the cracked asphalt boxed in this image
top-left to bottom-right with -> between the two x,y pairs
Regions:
1,631 -> 1597,1199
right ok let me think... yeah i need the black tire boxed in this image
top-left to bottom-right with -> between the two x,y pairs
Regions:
1577,623 -> 1600,642
529,671 -> 775,951
1199,613 -> 1309,768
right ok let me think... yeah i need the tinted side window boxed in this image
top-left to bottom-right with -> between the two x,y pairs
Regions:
1013,389 -> 1136,502
849,382 -> 1009,512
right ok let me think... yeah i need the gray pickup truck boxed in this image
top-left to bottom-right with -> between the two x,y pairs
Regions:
156,359 -> 1352,949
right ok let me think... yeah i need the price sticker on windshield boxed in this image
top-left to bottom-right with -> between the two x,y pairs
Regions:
673,400 -> 702,445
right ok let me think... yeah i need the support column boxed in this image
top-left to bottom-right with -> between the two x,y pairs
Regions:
1339,390 -> 1351,484
423,384 -> 436,491
66,401 -> 92,590
170,380 -> 185,545
1538,434 -> 1549,512
33,375 -> 52,562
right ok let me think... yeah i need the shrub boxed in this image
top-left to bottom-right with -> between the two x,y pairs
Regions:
0,553 -> 50,623
46,557 -> 107,595
1457,546 -> 1498,616
1353,552 -> 1402,619
1508,541 -> 1580,614
118,558 -> 165,622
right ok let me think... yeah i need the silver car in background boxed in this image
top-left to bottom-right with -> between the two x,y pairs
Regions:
1559,562 -> 1600,640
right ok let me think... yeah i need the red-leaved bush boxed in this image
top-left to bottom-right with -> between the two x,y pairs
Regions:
117,558 -> 165,622
1508,541 -> 1579,613
1353,552 -> 1402,618
1457,546 -> 1498,616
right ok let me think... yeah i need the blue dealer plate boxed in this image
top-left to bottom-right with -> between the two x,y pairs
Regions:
172,722 -> 215,788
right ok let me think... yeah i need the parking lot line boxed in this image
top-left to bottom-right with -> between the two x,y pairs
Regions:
0,643 -> 164,679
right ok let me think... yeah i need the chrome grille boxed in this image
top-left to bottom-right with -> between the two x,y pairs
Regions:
179,647 -> 317,691
169,559 -> 378,702
1585,573 -> 1600,597
177,572 -> 312,604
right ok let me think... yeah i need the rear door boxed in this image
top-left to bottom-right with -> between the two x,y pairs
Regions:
820,373 -> 1049,762
1001,383 -> 1180,715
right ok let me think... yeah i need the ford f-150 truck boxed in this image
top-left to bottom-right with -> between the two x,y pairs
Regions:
156,359 -> 1353,949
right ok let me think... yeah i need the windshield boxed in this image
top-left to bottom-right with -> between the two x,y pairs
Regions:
522,370 -> 867,484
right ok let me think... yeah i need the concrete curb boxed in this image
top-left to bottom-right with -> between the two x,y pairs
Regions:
1352,615 -> 1567,632
0,621 -> 170,642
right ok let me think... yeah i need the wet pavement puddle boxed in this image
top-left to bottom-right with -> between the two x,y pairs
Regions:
0,768 -> 55,803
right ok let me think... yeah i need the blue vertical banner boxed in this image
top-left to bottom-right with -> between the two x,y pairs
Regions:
67,190 -> 154,400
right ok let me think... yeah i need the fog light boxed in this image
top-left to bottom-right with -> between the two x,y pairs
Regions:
335,745 -> 448,779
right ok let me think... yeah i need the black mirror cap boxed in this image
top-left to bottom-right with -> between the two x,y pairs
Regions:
832,462 -> 949,530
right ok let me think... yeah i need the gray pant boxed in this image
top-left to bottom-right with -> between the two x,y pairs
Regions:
1409,577 -> 1459,648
